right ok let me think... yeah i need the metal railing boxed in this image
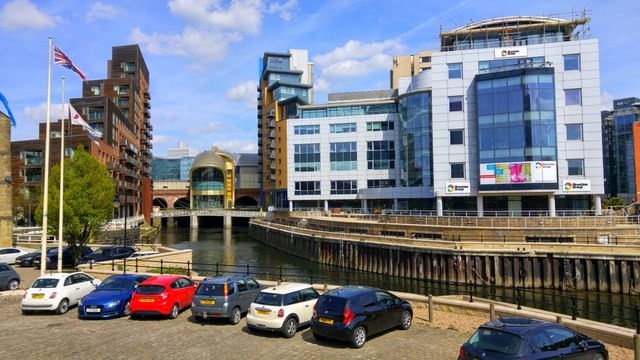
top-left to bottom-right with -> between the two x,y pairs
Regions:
98,257 -> 640,332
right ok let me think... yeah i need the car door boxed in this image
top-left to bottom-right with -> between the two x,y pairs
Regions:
245,278 -> 261,310
371,291 -> 400,333
235,279 -> 250,311
297,288 -> 319,323
0,263 -> 10,287
536,326 -> 593,360
0,249 -> 10,263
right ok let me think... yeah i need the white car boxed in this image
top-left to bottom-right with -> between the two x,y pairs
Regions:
21,272 -> 101,315
0,247 -> 29,264
246,282 -> 320,338
128,251 -> 159,258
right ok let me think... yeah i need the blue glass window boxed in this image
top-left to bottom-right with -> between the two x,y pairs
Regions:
330,180 -> 357,194
566,124 -> 582,141
568,159 -> 584,176
330,142 -> 357,171
565,89 -> 581,106
448,63 -> 462,79
330,123 -> 356,133
294,125 -> 319,135
450,130 -> 464,145
367,141 -> 395,169
449,96 -> 463,112
294,181 -> 320,195
294,144 -> 320,172
563,54 -> 580,71
450,163 -> 465,178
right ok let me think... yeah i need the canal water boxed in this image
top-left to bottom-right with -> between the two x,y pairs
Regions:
158,226 -> 639,330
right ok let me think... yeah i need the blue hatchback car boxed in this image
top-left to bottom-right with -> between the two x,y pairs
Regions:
458,317 -> 608,360
78,274 -> 151,319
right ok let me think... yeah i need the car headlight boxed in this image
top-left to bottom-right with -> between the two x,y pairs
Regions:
106,300 -> 121,308
79,298 -> 83,306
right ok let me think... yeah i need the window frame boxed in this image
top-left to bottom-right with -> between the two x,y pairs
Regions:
565,89 -> 582,106
563,54 -> 580,71
450,129 -> 464,145
449,96 -> 463,112
567,159 -> 584,176
566,124 -> 583,141
450,163 -> 465,179
448,63 -> 462,79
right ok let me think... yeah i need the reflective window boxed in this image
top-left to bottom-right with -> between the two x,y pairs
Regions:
563,54 -> 580,71
367,121 -> 394,131
449,96 -> 463,112
367,141 -> 395,169
330,180 -> 357,194
448,63 -> 462,78
566,124 -> 583,141
568,159 -> 584,176
330,123 -> 356,133
294,144 -> 320,172
367,179 -> 396,188
450,129 -> 464,145
451,163 -> 465,178
294,125 -> 319,135
330,142 -> 357,171
294,181 -> 321,195
565,89 -> 582,106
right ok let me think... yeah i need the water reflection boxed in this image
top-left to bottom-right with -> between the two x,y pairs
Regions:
158,227 -> 639,329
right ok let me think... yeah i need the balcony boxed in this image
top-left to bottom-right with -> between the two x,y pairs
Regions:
266,109 -> 275,118
267,130 -> 275,139
268,151 -> 276,159
267,140 -> 275,149
267,120 -> 275,128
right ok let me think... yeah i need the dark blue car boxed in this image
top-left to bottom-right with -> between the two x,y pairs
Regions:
78,274 -> 151,319
458,317 -> 608,360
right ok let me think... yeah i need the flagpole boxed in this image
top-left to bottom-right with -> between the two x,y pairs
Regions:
57,77 -> 65,273
40,37 -> 52,276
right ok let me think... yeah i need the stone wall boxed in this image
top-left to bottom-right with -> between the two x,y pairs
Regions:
0,116 -> 13,247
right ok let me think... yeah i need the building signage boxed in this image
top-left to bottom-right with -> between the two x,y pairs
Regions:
446,182 -> 471,194
562,179 -> 591,192
480,161 -> 557,185
494,46 -> 528,59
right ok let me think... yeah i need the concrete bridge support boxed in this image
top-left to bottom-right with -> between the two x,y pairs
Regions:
190,215 -> 198,229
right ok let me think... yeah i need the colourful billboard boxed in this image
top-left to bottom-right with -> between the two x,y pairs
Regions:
480,161 -> 557,185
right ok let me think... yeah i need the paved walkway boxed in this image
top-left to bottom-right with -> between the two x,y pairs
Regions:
2,266 -> 468,359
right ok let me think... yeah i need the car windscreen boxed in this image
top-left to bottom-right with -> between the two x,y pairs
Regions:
91,248 -> 110,256
32,278 -> 59,288
254,292 -> 283,306
315,295 -> 347,315
196,283 -> 226,296
135,285 -> 165,294
468,328 -> 524,356
98,278 -> 132,290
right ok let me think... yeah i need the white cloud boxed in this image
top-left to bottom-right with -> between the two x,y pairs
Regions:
130,26 -> 240,63
267,0 -> 298,21
152,134 -> 170,145
22,102 -> 66,123
0,0 -> 60,30
85,1 -> 121,22
168,0 -> 263,34
213,139 -> 257,154
226,81 -> 258,109
601,91 -> 614,111
185,121 -> 224,136
313,78 -> 331,93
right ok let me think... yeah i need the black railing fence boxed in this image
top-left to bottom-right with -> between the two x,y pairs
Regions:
95,257 -> 640,332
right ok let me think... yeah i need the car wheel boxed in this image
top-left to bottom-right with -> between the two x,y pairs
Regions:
282,317 -> 298,338
123,301 -> 131,317
593,354 -> 605,360
21,309 -> 33,315
168,303 -> 179,319
229,307 -> 242,325
399,310 -> 412,330
351,326 -> 367,348
55,299 -> 69,315
7,279 -> 19,291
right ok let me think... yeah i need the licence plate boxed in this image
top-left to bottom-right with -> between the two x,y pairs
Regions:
86,308 -> 101,313
256,309 -> 270,315
319,317 -> 334,325
201,299 -> 215,305
139,298 -> 155,303
31,294 -> 44,299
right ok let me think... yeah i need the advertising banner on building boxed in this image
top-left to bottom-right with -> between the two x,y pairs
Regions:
494,46 -> 528,59
562,179 -> 591,192
445,182 -> 471,194
480,161 -> 557,185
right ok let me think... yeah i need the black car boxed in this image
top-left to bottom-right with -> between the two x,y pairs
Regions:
0,262 -> 21,290
79,246 -> 136,264
33,246 -> 93,269
16,247 -> 55,267
310,286 -> 412,348
458,317 -> 608,360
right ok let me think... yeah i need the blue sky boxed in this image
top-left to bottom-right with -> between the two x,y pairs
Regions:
1,0 -> 639,157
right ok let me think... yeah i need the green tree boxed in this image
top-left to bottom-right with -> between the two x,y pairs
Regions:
36,146 -> 115,265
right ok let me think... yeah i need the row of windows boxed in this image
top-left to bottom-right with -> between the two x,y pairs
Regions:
448,159 -> 584,179
294,122 -> 394,134
330,123 -> 357,133
294,179 -> 397,195
447,124 -> 582,146
448,54 -> 580,79
301,103 -> 397,119
366,121 -> 394,131
294,141 -> 396,171
294,125 -> 319,135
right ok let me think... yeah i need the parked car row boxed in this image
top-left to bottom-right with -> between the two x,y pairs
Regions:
14,245 -> 152,269
14,270 -> 610,355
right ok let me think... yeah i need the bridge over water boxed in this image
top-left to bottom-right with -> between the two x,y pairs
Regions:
151,209 -> 264,228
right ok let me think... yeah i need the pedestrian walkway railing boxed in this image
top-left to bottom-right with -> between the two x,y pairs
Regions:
92,257 -> 640,333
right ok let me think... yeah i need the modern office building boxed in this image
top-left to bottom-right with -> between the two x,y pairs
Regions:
12,44 -> 154,223
286,13 -> 604,215
189,147 -> 235,210
602,97 -> 640,202
390,50 -> 433,89
152,156 -> 196,181
167,141 -> 199,159
257,50 -> 313,209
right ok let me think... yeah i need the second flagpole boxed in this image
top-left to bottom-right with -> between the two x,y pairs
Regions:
57,77 -> 65,272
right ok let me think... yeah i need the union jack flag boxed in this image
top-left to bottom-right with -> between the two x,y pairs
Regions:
54,45 -> 86,80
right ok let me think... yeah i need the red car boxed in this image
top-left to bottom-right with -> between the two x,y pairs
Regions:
130,275 -> 196,319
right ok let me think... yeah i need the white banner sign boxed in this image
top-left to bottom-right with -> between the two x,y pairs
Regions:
494,46 -> 528,59
446,182 -> 471,194
562,179 -> 591,192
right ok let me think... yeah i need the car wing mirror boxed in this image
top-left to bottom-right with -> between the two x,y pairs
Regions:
578,340 -> 589,350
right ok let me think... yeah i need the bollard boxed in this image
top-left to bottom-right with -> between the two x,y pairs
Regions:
279,266 -> 283,283
428,295 -> 433,323
516,288 -> 521,310
160,259 -> 164,275
111,258 -> 115,271
571,293 -> 577,320
246,264 -> 250,276
135,258 -> 138,273
187,261 -> 190,277
324,284 -> 328,293
634,334 -> 640,360
636,305 -> 640,335
556,315 -> 563,325
469,281 -> 474,303
490,303 -> 496,320
215,262 -> 219,276
123,257 -> 127,274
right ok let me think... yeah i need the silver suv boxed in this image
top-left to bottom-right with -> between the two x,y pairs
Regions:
191,275 -> 261,324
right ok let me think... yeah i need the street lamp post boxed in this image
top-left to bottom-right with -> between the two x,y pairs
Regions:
123,193 -> 127,247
